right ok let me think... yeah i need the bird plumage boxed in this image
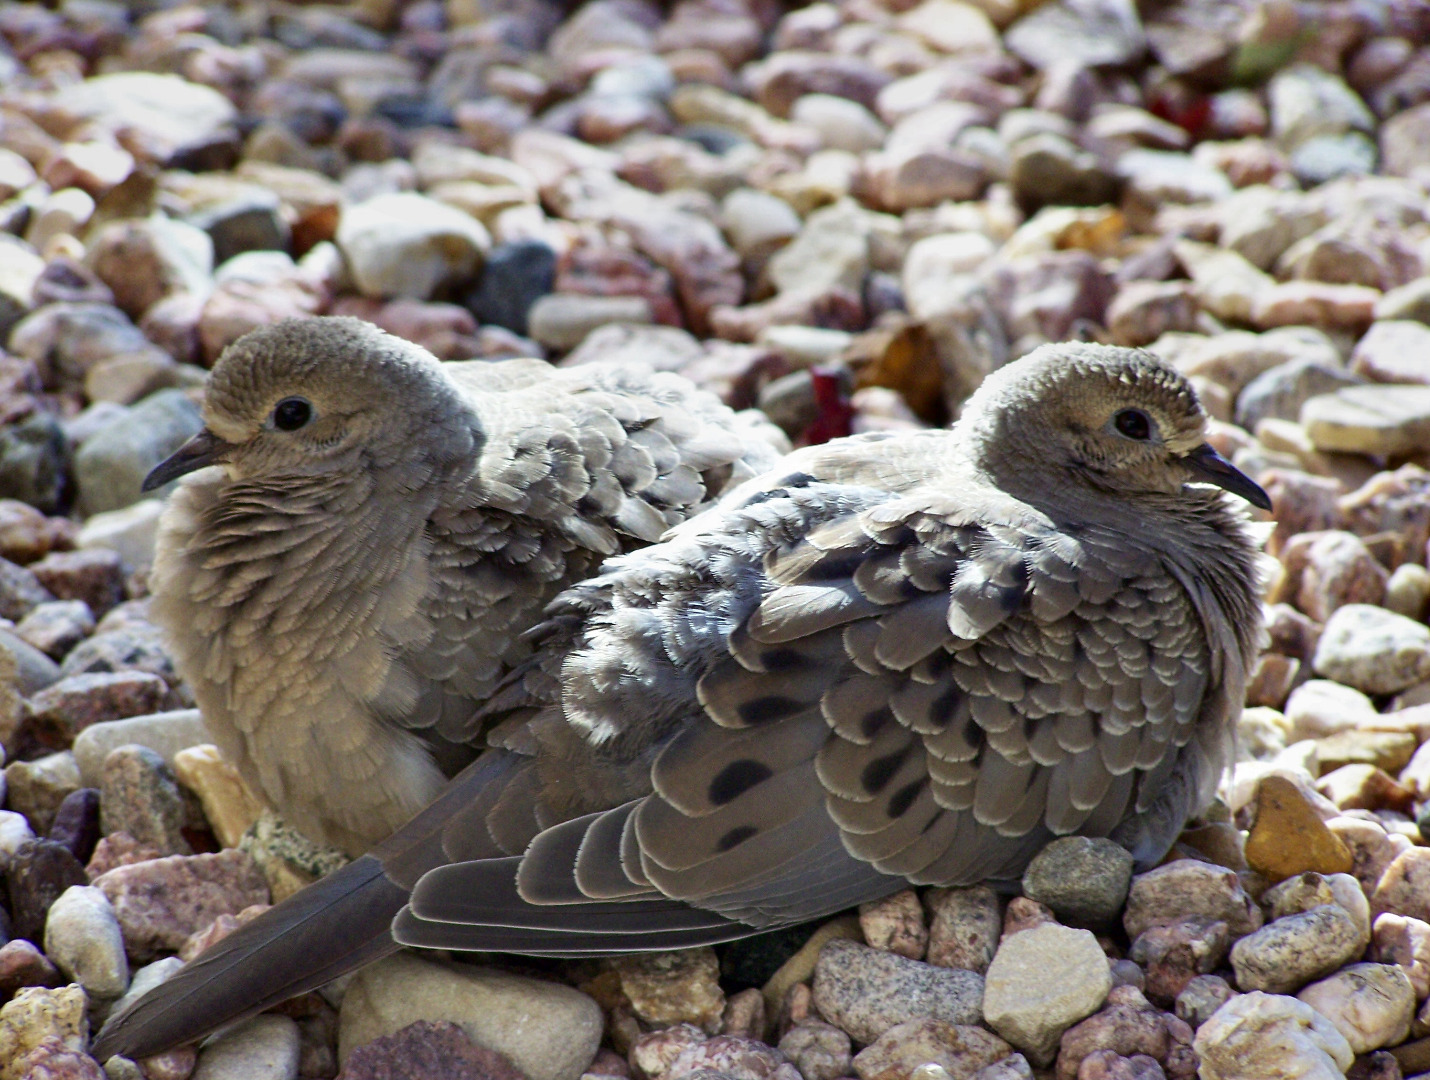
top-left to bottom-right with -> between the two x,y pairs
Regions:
96,340 -> 1268,1063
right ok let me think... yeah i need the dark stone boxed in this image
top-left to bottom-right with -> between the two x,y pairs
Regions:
3,838 -> 88,943
187,195 -> 292,267
467,239 -> 557,335
0,558 -> 54,621
47,787 -> 101,865
0,413 -> 69,514
29,548 -> 125,618
60,623 -> 180,686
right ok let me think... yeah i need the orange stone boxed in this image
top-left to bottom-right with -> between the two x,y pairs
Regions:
1244,775 -> 1354,883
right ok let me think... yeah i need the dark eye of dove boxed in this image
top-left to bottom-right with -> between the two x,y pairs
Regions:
271,397 -> 314,431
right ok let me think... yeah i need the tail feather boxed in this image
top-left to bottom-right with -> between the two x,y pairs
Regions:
92,854 -> 406,1061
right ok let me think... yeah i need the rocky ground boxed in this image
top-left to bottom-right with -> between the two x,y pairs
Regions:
2,0 -> 1430,1077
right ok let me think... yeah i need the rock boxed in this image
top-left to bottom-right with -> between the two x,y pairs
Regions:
1230,904 -> 1368,994
1296,962 -> 1414,1054
93,848 -> 270,962
615,948 -> 725,1031
99,744 -> 192,856
4,837 -> 88,942
852,1020 -> 1011,1080
0,809 -> 35,855
186,192 -> 291,268
6,1034 -> 106,1078
0,414 -> 69,515
1270,66 -> 1374,153
340,1019 -> 527,1080
1386,563 -> 1430,620
467,239 -> 556,336
1250,283 -> 1380,333
49,73 -> 238,165
28,550 -> 123,618
173,744 -> 269,849
1004,0 -> 1145,69
759,916 -> 863,1020
778,1020 -> 851,1080
197,249 -> 333,364
337,193 -> 489,301
1193,992 -> 1353,1080
1053,985 -> 1191,1080
720,988 -> 765,1040
1008,133 -> 1118,210
1313,604 -> 1430,695
73,711 -> 209,788
629,1024 -> 705,1080
5,752 -> 82,836
84,216 -> 213,322
1106,281 -> 1200,348
47,787 -> 100,865
1173,241 -> 1274,324
42,885 -> 128,1000
1021,837 -> 1134,929
1236,360 -> 1363,433
73,389 -> 203,515
983,923 -> 1112,1065
239,810 -> 347,902
1369,913 -> 1430,998
790,95 -> 887,154
1285,681 -> 1376,741
1129,918 -> 1231,1007
526,294 -> 653,351
180,904 -> 268,962
812,939 -> 984,1044
9,303 -> 154,390
0,560 -> 56,621
24,673 -> 171,753
0,984 -> 90,1079
1373,848 -> 1430,923
75,500 -> 165,572
1245,775 -> 1354,883
1302,384 -> 1430,457
0,939 -> 62,999
14,601 -> 94,662
859,890 -> 928,960
665,1034 -> 789,1080
190,1015 -> 300,1080
337,953 -> 603,1080
1173,975 -> 1235,1030
766,199 -> 871,300
1123,861 -> 1262,941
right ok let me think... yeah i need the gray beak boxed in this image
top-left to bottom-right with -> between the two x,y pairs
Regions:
142,429 -> 232,492
1184,443 -> 1272,511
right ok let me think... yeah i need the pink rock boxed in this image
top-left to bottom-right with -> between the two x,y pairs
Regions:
0,938 -> 63,997
340,1020 -> 526,1080
1279,530 -> 1388,623
656,0 -> 763,65
1055,986 -> 1195,1080
86,830 -> 165,879
8,1035 -> 106,1080
93,848 -> 270,962
179,903 -> 271,961
22,671 -> 174,751
743,51 -> 891,118
1249,282 -> 1379,333
1370,912 -> 1430,998
859,889 -> 929,960
984,252 -> 1116,345
1106,281 -> 1201,347
28,548 -> 123,617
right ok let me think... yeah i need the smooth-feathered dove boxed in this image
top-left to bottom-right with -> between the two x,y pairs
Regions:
140,316 -> 785,857
96,341 -> 1269,1061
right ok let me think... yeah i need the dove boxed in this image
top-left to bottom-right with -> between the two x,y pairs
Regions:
138,316 -> 785,858
95,342 -> 1269,1062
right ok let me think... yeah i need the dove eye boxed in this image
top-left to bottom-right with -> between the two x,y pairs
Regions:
271,397 -> 313,432
1113,408 -> 1153,441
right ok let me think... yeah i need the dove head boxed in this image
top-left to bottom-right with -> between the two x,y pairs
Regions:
143,317 -> 474,492
959,342 -> 1271,512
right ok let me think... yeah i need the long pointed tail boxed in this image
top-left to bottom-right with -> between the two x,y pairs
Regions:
92,853 -> 407,1061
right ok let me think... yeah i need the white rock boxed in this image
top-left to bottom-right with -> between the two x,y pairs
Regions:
337,192 -> 490,300
192,1015 -> 300,1080
77,500 -> 165,570
719,188 -> 802,257
1297,962 -> 1415,1052
44,885 -> 129,999
1313,604 -> 1430,695
790,94 -> 888,153
50,73 -> 238,164
105,956 -> 184,1025
1195,991 -> 1354,1080
902,232 -> 998,322
1283,680 -> 1377,741
0,809 -> 35,856
338,953 -> 603,1080
982,923 -> 1112,1066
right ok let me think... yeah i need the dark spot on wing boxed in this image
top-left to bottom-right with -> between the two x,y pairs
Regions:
887,777 -> 926,818
738,696 -> 806,725
928,686 -> 965,729
861,745 -> 912,794
708,760 -> 774,806
717,825 -> 758,852
862,706 -> 893,740
760,648 -> 807,672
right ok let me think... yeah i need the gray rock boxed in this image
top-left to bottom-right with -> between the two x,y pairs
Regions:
467,238 -> 556,336
60,618 -> 180,687
0,413 -> 69,514
526,294 -> 654,351
105,955 -> 184,1024
100,744 -> 192,856
77,500 -> 165,571
1021,836 -> 1134,929
1235,360 -> 1363,432
1174,974 -> 1235,1029
1230,905 -> 1368,994
1313,603 -> 1430,695
4,750 -> 81,835
1270,65 -> 1375,152
74,388 -> 203,515
8,302 -> 156,388
187,193 -> 291,267
1008,133 -> 1116,209
0,560 -> 56,622
1290,132 -> 1378,186
73,709 -> 209,788
812,938 -> 984,1045
192,1014 -> 301,1080
43,884 -> 129,999
0,624 -> 62,694
15,600 -> 96,661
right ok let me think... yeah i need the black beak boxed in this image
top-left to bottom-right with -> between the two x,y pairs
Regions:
142,429 -> 232,492
1184,443 -> 1272,511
